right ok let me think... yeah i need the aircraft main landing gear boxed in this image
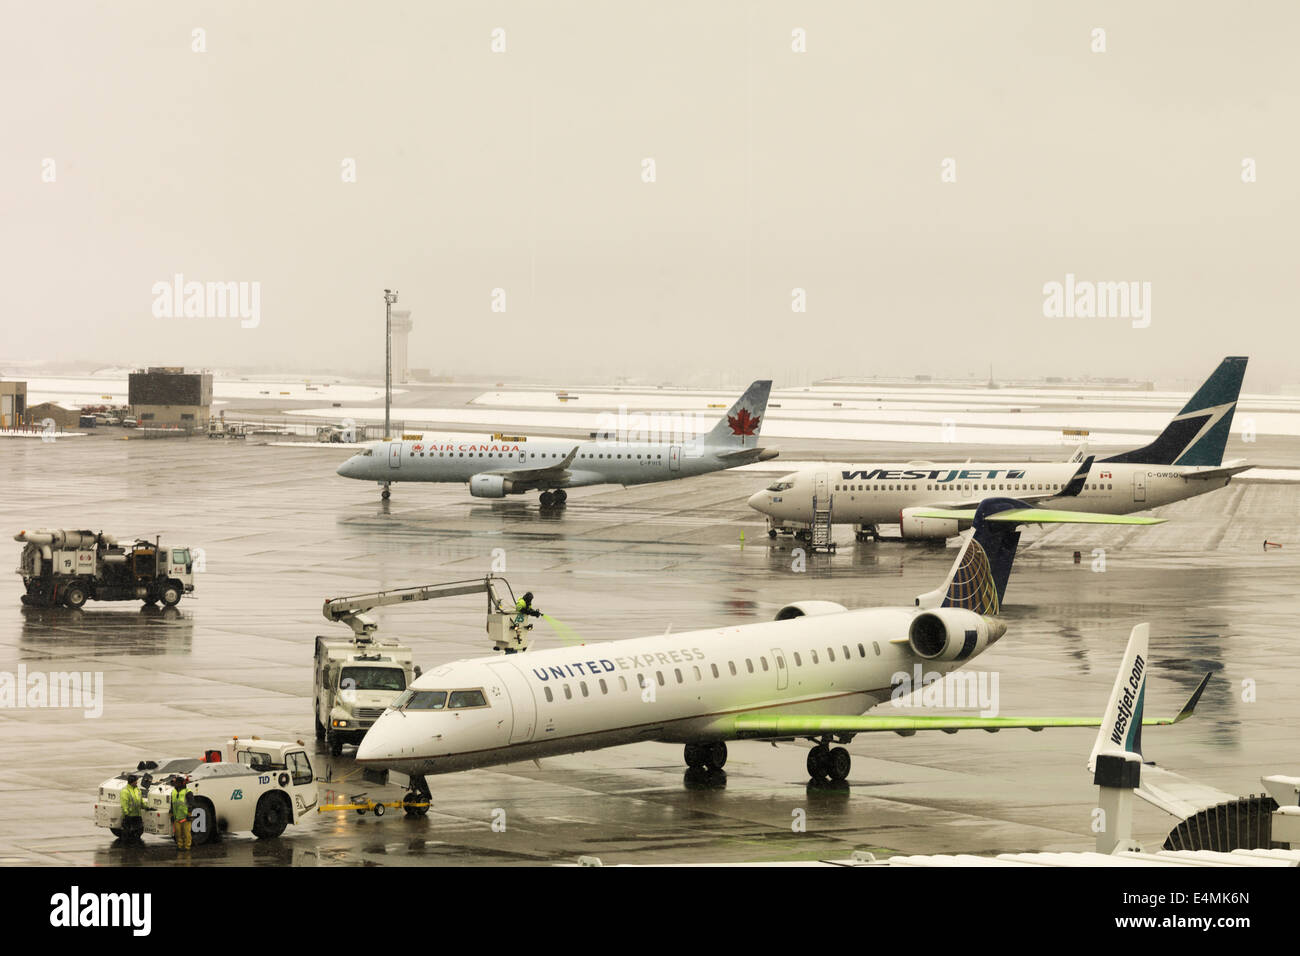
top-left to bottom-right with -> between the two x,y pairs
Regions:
684,741 -> 727,771
806,741 -> 851,782
380,482 -> 391,500
539,489 -> 567,508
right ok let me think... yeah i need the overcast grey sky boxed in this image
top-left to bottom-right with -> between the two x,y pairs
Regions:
2,1 -> 1297,387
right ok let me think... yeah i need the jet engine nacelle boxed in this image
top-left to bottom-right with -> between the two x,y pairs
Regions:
899,507 -> 961,540
469,474 -> 515,498
907,607 -> 997,661
774,600 -> 848,621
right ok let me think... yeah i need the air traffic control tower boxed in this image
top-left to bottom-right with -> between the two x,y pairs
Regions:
391,310 -> 413,384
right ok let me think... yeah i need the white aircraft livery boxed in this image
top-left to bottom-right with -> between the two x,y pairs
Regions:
748,356 -> 1251,540
337,380 -> 777,506
356,499 -> 1199,802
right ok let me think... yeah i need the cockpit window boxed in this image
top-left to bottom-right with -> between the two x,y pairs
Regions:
400,690 -> 448,710
766,480 -> 794,492
448,689 -> 487,709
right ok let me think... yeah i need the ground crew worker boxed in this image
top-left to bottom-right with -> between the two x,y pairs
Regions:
170,776 -> 193,850
119,774 -> 144,844
507,592 -> 542,653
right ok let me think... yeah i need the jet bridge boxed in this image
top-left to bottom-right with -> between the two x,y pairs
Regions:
321,575 -> 531,653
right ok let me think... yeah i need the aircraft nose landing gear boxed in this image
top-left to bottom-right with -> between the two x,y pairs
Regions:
380,482 -> 391,500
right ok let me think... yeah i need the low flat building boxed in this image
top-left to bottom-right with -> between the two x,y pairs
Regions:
25,401 -> 80,430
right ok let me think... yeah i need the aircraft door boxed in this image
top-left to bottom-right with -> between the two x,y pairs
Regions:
1133,472 -> 1146,503
488,662 -> 537,744
669,445 -> 681,472
389,442 -> 402,469
814,472 -> 828,508
772,648 -> 788,691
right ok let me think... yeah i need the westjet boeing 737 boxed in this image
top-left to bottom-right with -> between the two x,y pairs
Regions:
356,499 -> 1199,805
336,380 -> 777,505
749,356 -> 1250,540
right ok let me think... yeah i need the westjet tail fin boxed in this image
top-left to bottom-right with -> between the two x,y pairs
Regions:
701,380 -> 772,448
1088,624 -> 1150,772
1102,357 -> 1248,467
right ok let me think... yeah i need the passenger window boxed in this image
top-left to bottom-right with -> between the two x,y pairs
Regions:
618,676 -> 627,692
674,668 -> 683,683
710,664 -> 719,678
580,681 -> 589,697
544,687 -> 553,702
656,671 -> 665,686
842,645 -> 851,660
693,666 -> 701,680
775,655 -> 785,670
793,652 -> 802,666
857,643 -> 866,658
760,657 -> 769,672
599,679 -> 607,694
728,662 -> 737,676
745,659 -> 753,673
827,647 -> 836,662
811,651 -> 819,664
873,642 -> 881,656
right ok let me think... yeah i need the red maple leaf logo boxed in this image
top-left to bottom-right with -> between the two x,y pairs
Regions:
728,408 -> 760,437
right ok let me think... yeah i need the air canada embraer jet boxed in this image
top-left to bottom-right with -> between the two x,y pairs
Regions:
749,356 -> 1250,541
336,380 -> 777,505
356,499 -> 1198,803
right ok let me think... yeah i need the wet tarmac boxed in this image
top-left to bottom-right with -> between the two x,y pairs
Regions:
1,429 -> 1298,866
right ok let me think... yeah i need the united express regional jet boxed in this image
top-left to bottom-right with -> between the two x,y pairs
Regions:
356,499 -> 1199,804
337,380 -> 777,506
749,356 -> 1250,540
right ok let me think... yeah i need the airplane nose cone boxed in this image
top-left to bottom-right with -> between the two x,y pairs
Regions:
337,456 -> 359,478
355,728 -> 385,763
747,491 -> 770,513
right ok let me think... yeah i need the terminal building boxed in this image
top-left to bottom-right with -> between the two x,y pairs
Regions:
128,367 -> 213,429
0,380 -> 26,429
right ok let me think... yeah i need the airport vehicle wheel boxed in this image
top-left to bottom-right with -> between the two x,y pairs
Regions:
381,489 -> 391,500
554,489 -> 567,504
683,743 -> 706,770
705,741 -> 728,771
191,798 -> 217,845
63,585 -> 87,609
806,746 -> 830,781
160,583 -> 182,607
374,802 -> 385,817
109,827 -> 122,838
328,733 -> 344,756
768,529 -> 777,539
314,713 -> 326,742
539,491 -> 555,508
252,793 -> 290,839
828,747 -> 851,782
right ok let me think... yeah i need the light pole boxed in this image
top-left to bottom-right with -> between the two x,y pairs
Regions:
383,289 -> 399,439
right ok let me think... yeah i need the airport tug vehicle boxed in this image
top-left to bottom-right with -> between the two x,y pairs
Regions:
15,529 -> 195,608
316,575 -> 529,757
93,737 -> 318,843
